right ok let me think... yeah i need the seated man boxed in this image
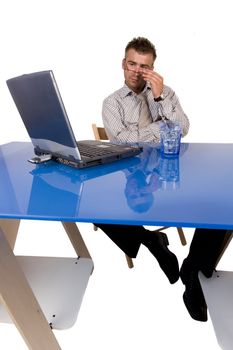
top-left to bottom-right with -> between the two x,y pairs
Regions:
96,147 -> 179,285
94,36 -> 230,322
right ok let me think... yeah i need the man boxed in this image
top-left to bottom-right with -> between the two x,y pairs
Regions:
95,37 -> 231,322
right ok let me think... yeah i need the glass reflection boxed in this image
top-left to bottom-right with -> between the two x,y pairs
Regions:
123,144 -> 188,213
157,154 -> 180,190
124,147 -> 159,213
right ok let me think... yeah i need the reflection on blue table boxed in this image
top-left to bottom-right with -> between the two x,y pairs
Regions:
123,144 -> 188,213
1,141 -> 233,230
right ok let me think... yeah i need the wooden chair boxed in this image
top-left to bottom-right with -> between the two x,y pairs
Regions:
91,123 -> 187,269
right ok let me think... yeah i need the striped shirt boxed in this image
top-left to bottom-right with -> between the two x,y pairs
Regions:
102,83 -> 190,143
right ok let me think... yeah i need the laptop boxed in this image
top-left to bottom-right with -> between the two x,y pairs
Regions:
6,70 -> 142,168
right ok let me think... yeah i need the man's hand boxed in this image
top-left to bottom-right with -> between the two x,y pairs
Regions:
142,69 -> 164,99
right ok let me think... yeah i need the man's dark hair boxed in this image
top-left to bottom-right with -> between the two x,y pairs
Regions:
125,37 -> 157,61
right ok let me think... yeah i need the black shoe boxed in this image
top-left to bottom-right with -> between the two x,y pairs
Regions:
142,231 -> 179,284
180,259 -> 208,322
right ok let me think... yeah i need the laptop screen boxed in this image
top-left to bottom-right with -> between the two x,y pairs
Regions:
6,70 -> 81,161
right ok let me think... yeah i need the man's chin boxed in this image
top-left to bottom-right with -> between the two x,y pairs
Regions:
128,82 -> 142,93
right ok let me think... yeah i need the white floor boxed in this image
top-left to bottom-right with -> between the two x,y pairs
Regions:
1,221 -> 232,350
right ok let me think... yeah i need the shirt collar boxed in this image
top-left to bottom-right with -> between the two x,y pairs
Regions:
119,82 -> 151,98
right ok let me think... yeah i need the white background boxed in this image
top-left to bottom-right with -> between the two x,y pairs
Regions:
0,0 -> 233,349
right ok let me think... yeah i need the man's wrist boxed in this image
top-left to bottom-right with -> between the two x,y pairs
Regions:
154,93 -> 164,102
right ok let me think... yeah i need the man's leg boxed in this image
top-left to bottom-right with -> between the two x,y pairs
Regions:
184,228 -> 230,275
94,223 -> 179,283
93,223 -> 143,258
180,228 -> 230,321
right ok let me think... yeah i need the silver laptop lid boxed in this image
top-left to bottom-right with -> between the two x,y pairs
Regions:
6,70 -> 81,161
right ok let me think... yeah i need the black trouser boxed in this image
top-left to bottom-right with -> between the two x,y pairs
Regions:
186,228 -> 232,275
94,223 -> 147,258
94,224 -> 231,272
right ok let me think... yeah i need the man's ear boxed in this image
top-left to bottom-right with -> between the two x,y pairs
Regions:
122,58 -> 126,70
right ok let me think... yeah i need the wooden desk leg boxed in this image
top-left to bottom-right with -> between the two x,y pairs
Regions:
0,219 -> 20,249
62,222 -> 92,259
0,228 -> 61,350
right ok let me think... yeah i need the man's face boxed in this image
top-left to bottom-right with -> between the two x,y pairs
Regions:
122,48 -> 154,93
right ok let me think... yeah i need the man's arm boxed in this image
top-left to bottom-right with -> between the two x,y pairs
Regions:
156,86 -> 190,137
102,99 -> 161,143
102,86 -> 189,143
142,69 -> 190,137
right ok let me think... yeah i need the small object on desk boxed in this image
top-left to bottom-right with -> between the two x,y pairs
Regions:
160,121 -> 181,155
28,154 -> 52,164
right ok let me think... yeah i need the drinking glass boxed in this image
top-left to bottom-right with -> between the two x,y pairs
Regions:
160,121 -> 181,155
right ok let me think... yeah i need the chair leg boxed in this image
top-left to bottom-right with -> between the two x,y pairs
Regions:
177,227 -> 187,245
125,254 -> 134,268
93,224 -> 134,268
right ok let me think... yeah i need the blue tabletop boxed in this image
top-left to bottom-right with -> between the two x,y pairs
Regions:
1,141 -> 233,229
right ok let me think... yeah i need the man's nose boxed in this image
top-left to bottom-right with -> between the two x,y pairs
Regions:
135,65 -> 143,74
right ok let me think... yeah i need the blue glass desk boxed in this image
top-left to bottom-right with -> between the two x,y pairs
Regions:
1,141 -> 233,349
1,141 -> 233,229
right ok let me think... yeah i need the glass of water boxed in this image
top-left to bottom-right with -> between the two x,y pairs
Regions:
160,121 -> 181,155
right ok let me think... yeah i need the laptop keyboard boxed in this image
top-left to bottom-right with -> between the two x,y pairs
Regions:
77,143 -> 114,158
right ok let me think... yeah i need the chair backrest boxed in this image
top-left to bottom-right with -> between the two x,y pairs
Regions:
92,123 -> 108,141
